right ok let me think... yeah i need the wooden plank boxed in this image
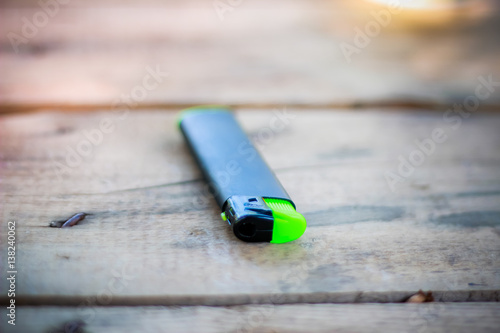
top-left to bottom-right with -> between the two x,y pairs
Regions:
2,303 -> 500,333
0,0 -> 499,107
1,109 -> 499,300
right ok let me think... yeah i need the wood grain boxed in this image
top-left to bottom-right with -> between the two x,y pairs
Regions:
2,303 -> 499,333
1,1 -> 499,330
1,109 -> 499,301
0,0 -> 499,107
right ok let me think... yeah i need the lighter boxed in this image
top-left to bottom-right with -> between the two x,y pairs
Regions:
178,106 -> 306,243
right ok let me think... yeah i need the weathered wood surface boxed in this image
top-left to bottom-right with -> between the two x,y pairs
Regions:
1,109 -> 499,300
1,303 -> 500,333
0,0 -> 499,107
1,0 -> 500,331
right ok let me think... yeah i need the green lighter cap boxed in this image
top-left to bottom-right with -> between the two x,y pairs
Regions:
264,198 -> 307,243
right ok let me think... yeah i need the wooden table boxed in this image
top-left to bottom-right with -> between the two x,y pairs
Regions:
1,1 -> 499,332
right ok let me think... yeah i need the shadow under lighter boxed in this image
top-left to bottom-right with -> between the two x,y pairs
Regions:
178,107 -> 306,243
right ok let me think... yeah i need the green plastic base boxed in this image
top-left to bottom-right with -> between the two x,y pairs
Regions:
176,105 -> 230,128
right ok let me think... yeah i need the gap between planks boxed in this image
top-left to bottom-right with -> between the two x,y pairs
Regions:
2,290 -> 499,307
1,101 -> 500,115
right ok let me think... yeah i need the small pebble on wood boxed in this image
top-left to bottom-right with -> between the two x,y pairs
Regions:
406,290 -> 434,303
49,213 -> 91,228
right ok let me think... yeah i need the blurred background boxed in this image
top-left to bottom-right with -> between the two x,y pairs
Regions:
1,0 -> 499,109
